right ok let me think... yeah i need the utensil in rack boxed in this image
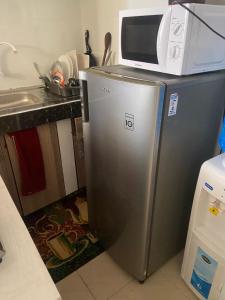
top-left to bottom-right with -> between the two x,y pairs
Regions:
101,32 -> 112,66
84,30 -> 97,67
50,61 -> 65,87
68,78 -> 79,87
33,62 -> 50,86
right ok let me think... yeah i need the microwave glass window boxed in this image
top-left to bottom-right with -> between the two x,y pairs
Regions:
122,15 -> 162,64
126,24 -> 158,54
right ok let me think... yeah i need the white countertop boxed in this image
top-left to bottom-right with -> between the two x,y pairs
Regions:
0,177 -> 61,300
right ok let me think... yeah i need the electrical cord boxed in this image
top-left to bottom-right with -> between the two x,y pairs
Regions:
172,1 -> 225,40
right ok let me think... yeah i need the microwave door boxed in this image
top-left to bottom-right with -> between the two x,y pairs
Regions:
121,14 -> 163,65
156,7 -> 172,70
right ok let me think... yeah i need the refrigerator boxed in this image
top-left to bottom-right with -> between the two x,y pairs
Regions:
79,65 -> 225,282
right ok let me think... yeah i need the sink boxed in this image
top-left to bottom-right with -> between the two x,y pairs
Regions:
0,92 -> 42,112
0,92 -> 42,110
0,86 -> 78,119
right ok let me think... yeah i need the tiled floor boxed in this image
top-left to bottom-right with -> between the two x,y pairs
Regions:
56,252 -> 199,300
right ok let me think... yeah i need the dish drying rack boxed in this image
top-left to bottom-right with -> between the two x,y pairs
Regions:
44,80 -> 80,98
34,57 -> 82,98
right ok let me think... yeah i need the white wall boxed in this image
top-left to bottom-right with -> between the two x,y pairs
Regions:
1,0 -> 225,84
206,0 -> 225,3
80,0 -> 125,61
0,0 -> 82,82
80,0 -> 168,63
127,0 -> 168,8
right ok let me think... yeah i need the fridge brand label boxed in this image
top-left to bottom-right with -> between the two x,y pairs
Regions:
191,247 -> 218,299
168,93 -> 178,116
125,113 -> 134,131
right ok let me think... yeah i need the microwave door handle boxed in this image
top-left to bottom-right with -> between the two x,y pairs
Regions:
81,80 -> 89,123
157,7 -> 172,67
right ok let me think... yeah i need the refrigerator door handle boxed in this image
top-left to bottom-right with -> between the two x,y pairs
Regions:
81,80 -> 89,123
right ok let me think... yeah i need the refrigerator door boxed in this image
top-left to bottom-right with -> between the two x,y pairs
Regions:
148,74 -> 225,276
80,70 -> 165,281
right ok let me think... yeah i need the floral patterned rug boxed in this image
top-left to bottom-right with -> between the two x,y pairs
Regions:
23,190 -> 104,283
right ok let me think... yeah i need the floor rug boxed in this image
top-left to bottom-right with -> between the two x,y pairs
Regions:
23,190 -> 104,283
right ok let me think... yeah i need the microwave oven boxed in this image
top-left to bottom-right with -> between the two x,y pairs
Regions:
119,4 -> 225,75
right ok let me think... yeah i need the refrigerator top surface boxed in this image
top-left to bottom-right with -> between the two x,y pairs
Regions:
82,65 -> 225,87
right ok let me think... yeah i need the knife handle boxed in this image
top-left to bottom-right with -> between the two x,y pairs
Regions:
0,241 -> 5,262
85,30 -> 92,54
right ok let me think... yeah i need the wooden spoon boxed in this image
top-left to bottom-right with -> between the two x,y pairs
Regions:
101,32 -> 112,66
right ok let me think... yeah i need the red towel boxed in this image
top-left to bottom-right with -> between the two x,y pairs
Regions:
9,128 -> 46,196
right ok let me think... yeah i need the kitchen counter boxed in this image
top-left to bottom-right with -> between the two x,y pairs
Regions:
0,176 -> 61,300
0,86 -> 81,134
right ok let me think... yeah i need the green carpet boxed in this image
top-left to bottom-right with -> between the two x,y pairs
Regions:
23,191 -> 104,283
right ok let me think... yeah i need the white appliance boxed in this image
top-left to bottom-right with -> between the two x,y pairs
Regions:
182,154 -> 225,300
119,4 -> 225,75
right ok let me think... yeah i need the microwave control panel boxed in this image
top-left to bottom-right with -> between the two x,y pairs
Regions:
171,22 -> 184,38
167,5 -> 187,72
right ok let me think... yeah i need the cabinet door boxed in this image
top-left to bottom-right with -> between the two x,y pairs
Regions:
56,119 -> 78,194
5,123 -> 66,215
0,136 -> 22,214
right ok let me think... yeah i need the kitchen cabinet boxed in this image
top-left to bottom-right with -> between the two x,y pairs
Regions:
56,119 -> 78,194
0,118 -> 85,216
0,136 -> 22,214
5,122 -> 65,215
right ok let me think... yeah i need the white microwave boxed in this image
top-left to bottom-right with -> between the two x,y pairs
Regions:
119,4 -> 225,75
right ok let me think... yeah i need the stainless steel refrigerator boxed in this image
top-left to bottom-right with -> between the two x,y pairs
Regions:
80,65 -> 225,282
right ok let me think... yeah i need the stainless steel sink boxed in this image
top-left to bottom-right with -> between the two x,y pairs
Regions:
0,86 -> 78,118
0,92 -> 42,111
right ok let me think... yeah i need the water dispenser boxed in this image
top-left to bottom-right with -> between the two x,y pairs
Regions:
182,154 -> 225,300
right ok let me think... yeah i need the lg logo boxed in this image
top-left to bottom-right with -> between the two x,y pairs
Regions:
125,113 -> 134,131
102,87 -> 111,94
126,120 -> 133,128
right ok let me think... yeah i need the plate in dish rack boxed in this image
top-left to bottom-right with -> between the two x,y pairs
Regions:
67,50 -> 79,79
58,54 -> 73,83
